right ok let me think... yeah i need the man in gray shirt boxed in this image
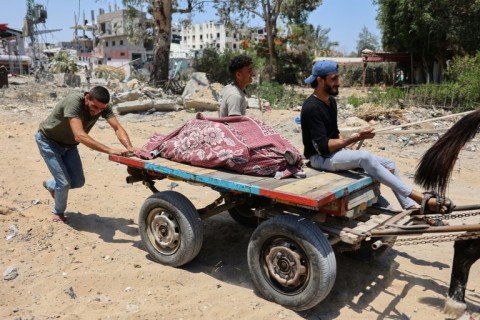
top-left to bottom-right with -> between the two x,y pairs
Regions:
219,55 -> 254,117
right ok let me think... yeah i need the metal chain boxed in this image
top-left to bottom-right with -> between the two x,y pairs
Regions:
337,211 -> 480,250
432,210 -> 480,221
387,232 -> 480,246
409,211 -> 480,226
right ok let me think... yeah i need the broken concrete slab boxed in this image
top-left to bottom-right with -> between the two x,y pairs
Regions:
112,90 -> 144,104
116,99 -> 181,114
182,72 -> 210,99
127,79 -> 142,90
183,98 -> 220,111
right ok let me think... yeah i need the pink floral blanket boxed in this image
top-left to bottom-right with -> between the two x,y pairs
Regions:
135,113 -> 305,179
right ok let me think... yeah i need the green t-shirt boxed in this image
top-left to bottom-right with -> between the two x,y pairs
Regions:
39,92 -> 114,147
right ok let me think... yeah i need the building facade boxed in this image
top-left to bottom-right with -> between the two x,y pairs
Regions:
180,21 -> 244,52
93,8 -> 148,75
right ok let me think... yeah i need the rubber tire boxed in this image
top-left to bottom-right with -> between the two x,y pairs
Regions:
247,215 -> 336,311
228,205 -> 258,227
342,236 -> 397,261
138,191 -> 203,267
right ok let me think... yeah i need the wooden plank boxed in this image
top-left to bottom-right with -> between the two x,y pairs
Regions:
302,175 -> 370,198
152,159 -> 214,173
110,155 -> 373,209
275,172 -> 352,194
143,161 -> 262,195
204,170 -> 267,184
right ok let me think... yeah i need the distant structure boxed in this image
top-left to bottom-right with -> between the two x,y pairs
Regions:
180,21 -> 265,52
23,0 -> 61,75
0,24 -> 30,75
92,7 -> 149,75
3,3 -> 267,78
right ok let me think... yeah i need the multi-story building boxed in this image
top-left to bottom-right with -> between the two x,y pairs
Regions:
180,21 -> 245,52
93,7 -> 148,75
68,8 -> 266,77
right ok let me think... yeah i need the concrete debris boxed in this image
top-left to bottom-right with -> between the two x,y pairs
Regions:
184,98 -> 219,111
354,103 -> 404,121
67,286 -> 77,299
126,79 -> 142,90
344,116 -> 370,127
3,266 -> 18,280
181,72 -> 210,99
106,78 -> 121,91
116,99 -> 181,114
111,90 -> 144,104
126,303 -> 140,313
246,97 -> 261,109
181,75 -> 222,112
5,224 -> 19,241
142,86 -> 164,98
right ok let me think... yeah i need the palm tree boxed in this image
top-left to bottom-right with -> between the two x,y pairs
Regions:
48,51 -> 78,74
313,25 -> 339,57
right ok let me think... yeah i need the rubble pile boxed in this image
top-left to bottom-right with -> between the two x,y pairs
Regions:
0,75 -> 477,155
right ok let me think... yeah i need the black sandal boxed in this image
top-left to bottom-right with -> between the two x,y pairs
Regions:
420,191 -> 455,214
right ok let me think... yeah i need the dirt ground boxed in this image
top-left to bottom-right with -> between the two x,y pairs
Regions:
0,80 -> 479,320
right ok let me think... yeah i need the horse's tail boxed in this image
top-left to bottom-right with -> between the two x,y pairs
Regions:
414,109 -> 480,196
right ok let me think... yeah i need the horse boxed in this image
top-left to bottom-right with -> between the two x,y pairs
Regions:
414,109 -> 480,319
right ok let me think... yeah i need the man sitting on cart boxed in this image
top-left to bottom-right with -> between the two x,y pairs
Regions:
300,59 -> 454,217
219,55 -> 254,117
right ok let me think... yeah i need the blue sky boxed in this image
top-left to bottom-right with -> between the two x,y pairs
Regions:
0,0 -> 380,54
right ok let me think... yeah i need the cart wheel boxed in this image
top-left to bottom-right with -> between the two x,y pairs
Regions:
228,205 -> 258,227
138,191 -> 203,267
247,215 -> 336,311
341,236 -> 396,261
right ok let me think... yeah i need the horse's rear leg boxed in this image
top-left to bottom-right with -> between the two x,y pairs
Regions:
444,238 -> 480,319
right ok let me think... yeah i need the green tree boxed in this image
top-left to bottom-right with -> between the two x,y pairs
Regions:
355,26 -> 379,56
375,0 -> 480,83
48,50 -> 78,74
122,0 -> 206,86
214,0 -> 322,79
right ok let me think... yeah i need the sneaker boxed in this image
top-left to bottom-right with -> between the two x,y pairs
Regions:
42,181 -> 55,198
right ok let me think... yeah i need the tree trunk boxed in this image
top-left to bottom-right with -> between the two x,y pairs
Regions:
262,1 -> 277,80
422,52 -> 430,84
150,0 -> 173,86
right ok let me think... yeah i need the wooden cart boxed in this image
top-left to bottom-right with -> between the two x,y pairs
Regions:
109,155 -> 480,311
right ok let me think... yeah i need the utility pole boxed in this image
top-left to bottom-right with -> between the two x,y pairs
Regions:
25,0 -> 47,70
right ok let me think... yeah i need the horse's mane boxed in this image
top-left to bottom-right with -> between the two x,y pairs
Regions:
414,109 -> 480,196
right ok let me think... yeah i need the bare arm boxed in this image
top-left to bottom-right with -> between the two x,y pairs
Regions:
68,117 -> 130,155
106,116 -> 137,152
327,127 -> 375,153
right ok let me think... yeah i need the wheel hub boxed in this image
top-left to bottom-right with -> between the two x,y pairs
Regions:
265,243 -> 307,287
151,212 -> 180,249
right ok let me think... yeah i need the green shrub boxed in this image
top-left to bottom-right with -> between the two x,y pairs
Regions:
447,52 -> 480,109
347,95 -> 365,107
193,47 -> 237,84
249,81 -> 306,110
362,86 -> 407,107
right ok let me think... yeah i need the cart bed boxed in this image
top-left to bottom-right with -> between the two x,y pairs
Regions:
110,155 -> 377,211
